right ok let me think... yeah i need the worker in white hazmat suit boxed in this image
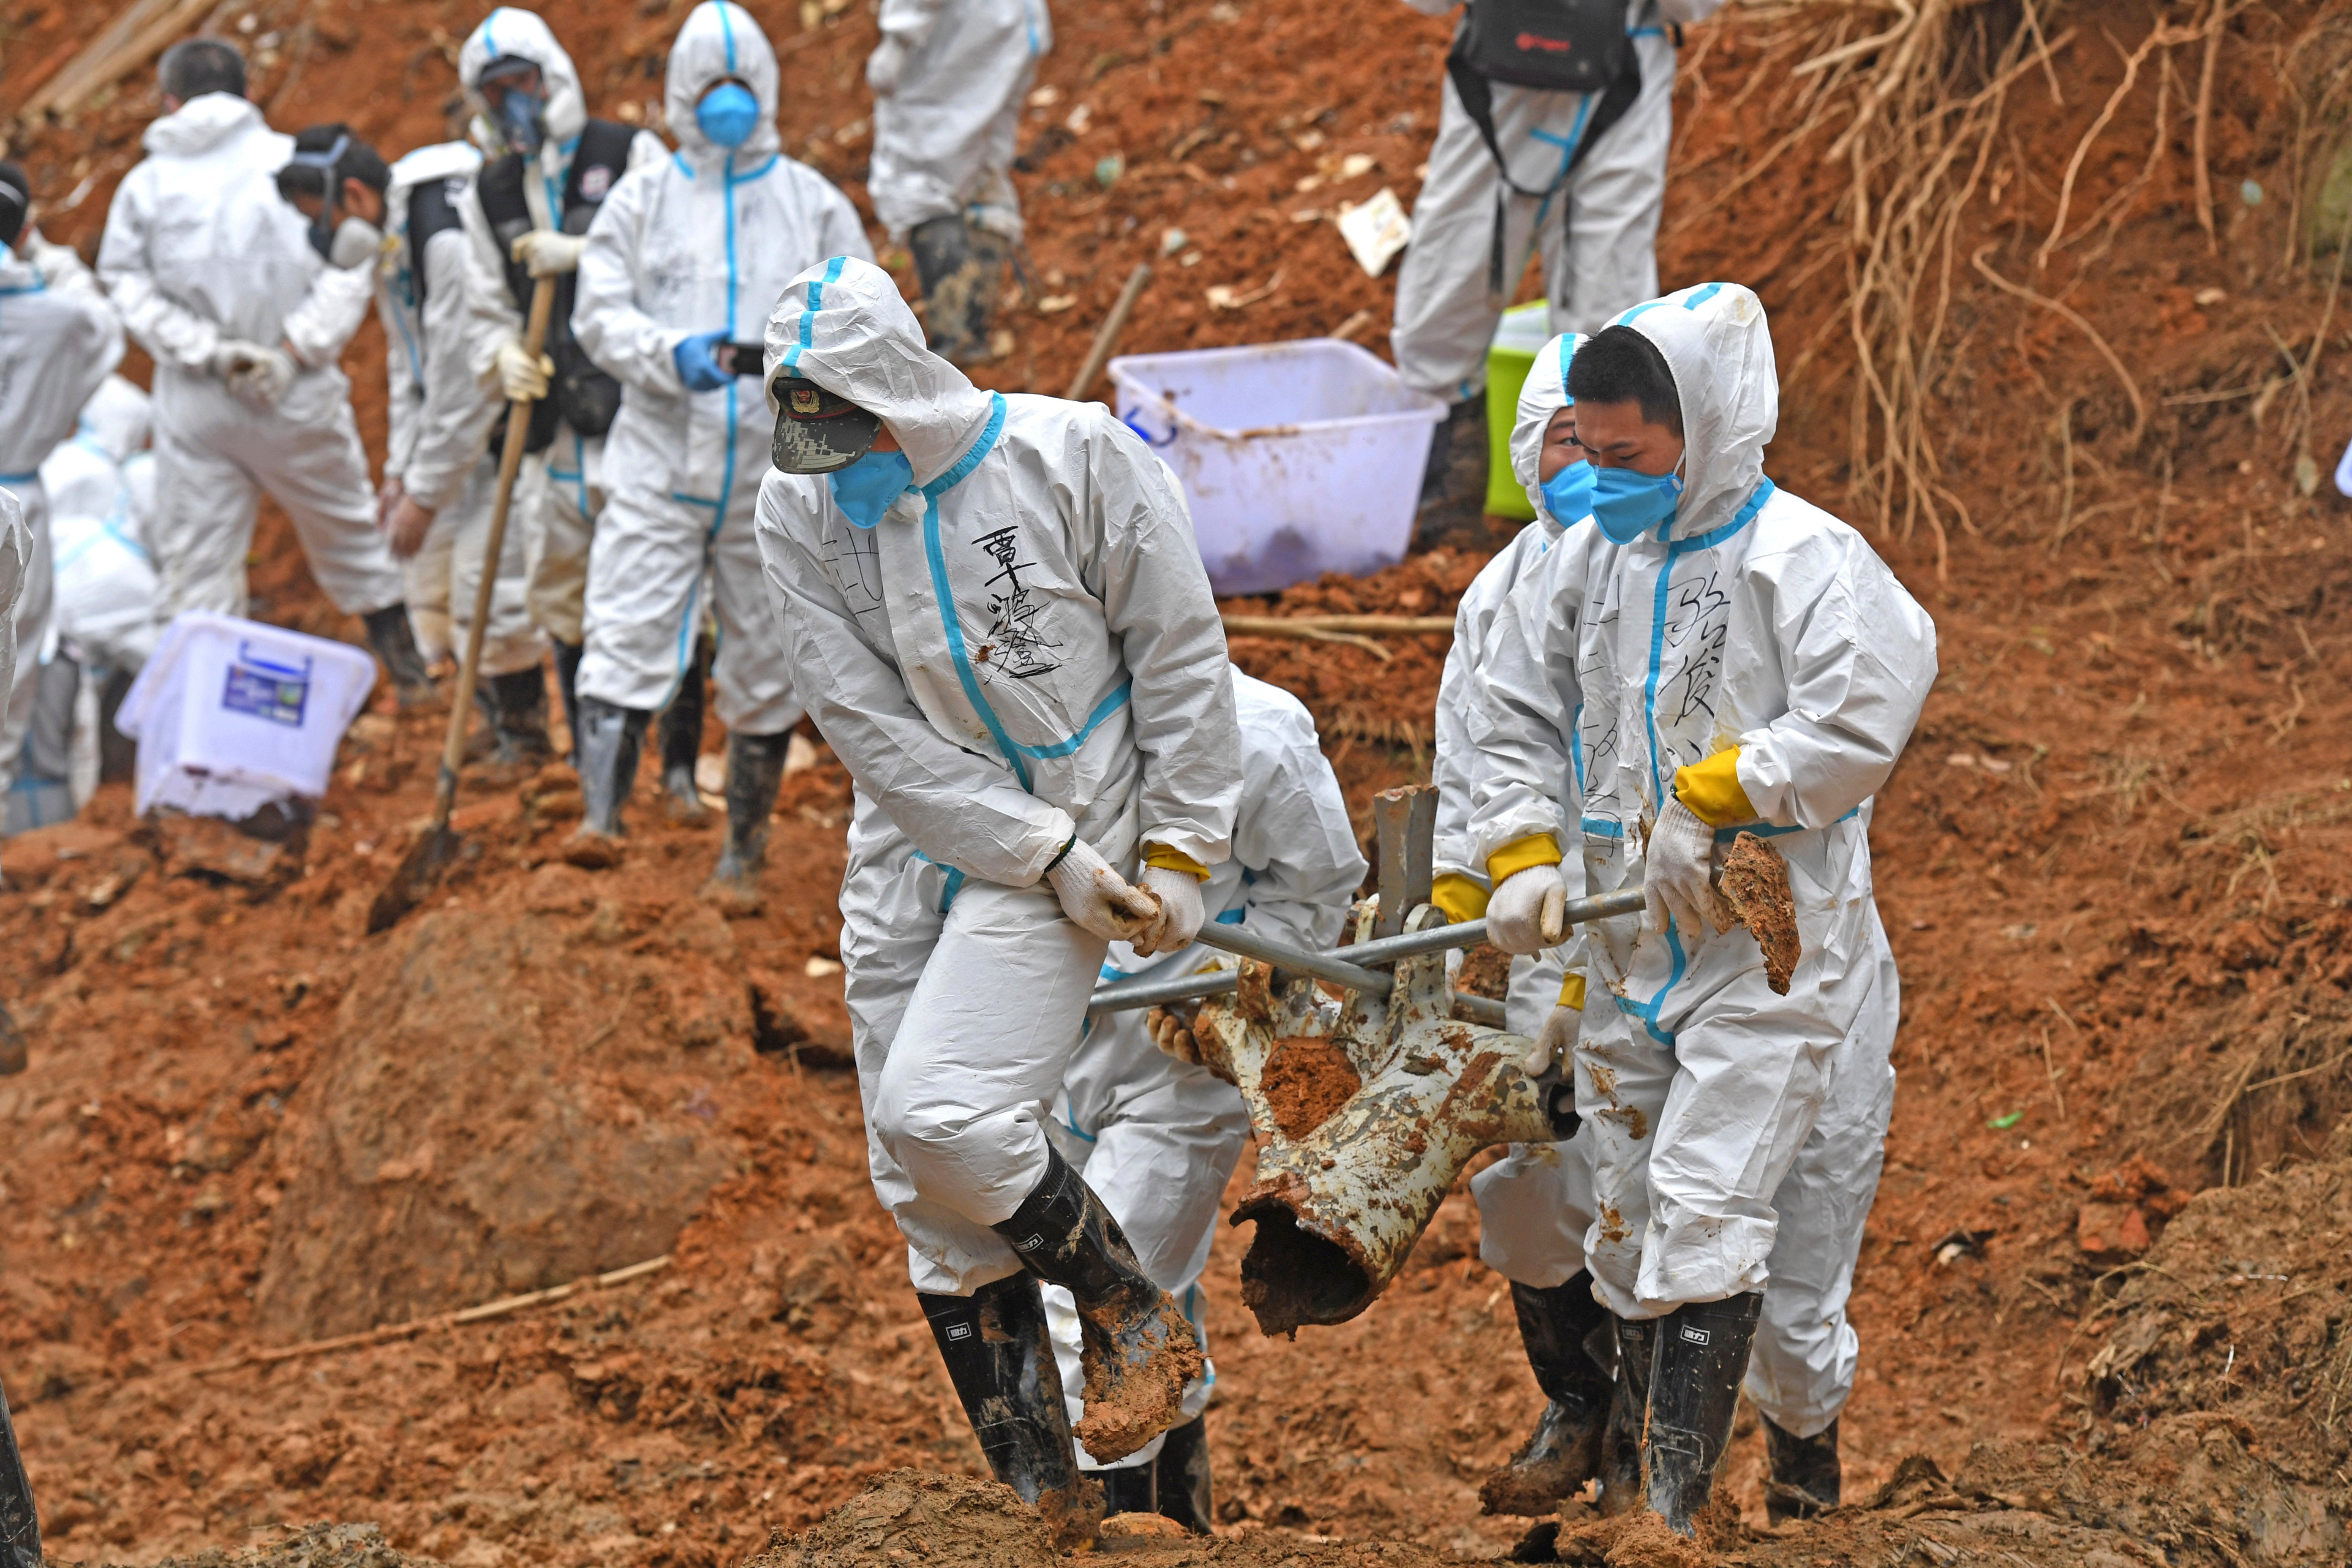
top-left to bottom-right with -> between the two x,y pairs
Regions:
1470,282 -> 1934,1535
1390,0 -> 1715,538
298,125 -> 552,768
865,0 -> 1051,364
0,485 -> 25,1046
455,8 -> 667,753
41,377 -> 160,678
95,40 -> 428,702
0,161 -> 124,816
570,0 -> 871,884
753,254 -> 1242,1508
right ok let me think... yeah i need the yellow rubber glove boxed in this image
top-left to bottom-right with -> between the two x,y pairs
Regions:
1672,746 -> 1756,828
1431,873 -> 1489,923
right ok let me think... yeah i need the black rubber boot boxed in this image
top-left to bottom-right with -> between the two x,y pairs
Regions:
0,1378 -> 41,1568
1413,391 -> 1489,549
994,1146 -> 1204,1464
1096,1461 -> 1155,1518
551,637 -> 584,765
488,667 -> 555,770
657,641 -> 711,822
705,730 -> 789,906
568,696 -> 648,864
1480,1273 -> 1617,1516
361,604 -> 438,709
1644,1292 -> 1764,1537
1596,1316 -> 1655,1516
1154,1410 -> 1215,1534
962,224 -> 1010,356
919,1276 -> 1087,1532
1763,1414 -> 1840,1523
910,213 -> 989,365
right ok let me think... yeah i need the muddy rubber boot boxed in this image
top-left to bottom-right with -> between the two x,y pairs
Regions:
1596,1315 -> 1654,1516
1096,1461 -> 1154,1519
362,604 -> 439,710
1154,1411 -> 1215,1534
656,644 -> 711,822
0,1378 -> 41,1568
996,1146 -> 1206,1463
1643,1292 -> 1763,1537
1763,1414 -> 1840,1523
703,730 -> 788,910
961,224 -> 1011,356
488,667 -> 556,772
551,638 -> 584,765
918,1276 -> 1091,1538
566,696 -> 648,867
910,213 -> 989,365
1412,390 -> 1489,550
1480,1273 -> 1616,1516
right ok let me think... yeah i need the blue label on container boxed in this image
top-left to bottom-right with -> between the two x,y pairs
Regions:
221,644 -> 311,727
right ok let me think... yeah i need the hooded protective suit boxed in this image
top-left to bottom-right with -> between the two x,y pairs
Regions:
381,139 -> 541,678
96,92 -> 400,622
754,253 -> 1240,1269
1470,284 -> 1933,1426
1390,0 -> 1714,403
572,1 -> 871,730
0,488 -> 25,862
0,236 -> 122,805
42,378 -> 161,684
455,8 -> 668,647
866,0 -> 1051,244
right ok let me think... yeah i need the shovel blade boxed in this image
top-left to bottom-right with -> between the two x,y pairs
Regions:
367,824 -> 463,934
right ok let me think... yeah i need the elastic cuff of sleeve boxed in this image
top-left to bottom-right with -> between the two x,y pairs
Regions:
1672,746 -> 1756,828
1559,972 -> 1587,1010
1430,872 -> 1489,924
1041,829 -> 1080,875
1141,842 -> 1211,882
1484,833 -> 1563,885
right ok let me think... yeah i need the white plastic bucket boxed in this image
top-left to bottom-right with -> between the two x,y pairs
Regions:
115,611 -> 377,819
1108,339 -> 1447,596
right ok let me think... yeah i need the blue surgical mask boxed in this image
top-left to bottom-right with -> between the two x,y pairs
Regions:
696,82 -> 761,149
1589,464 -> 1683,544
827,448 -> 915,529
1538,460 -> 1593,526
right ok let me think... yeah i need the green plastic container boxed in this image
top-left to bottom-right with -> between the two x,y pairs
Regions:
1484,299 -> 1553,520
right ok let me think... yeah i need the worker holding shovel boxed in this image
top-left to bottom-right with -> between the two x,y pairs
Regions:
1472,281 -> 1935,1535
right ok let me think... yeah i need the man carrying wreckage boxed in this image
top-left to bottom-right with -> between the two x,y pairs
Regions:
1470,281 -> 1935,1536
750,254 -> 1243,1527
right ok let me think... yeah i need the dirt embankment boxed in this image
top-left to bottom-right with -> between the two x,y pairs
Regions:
3,0 -> 2352,1562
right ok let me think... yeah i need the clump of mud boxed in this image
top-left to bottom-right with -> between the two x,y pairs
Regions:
1259,1036 -> 1361,1138
127,1523 -> 439,1568
1713,833 -> 1798,994
1074,1298 -> 1208,1462
755,1470 -> 1059,1568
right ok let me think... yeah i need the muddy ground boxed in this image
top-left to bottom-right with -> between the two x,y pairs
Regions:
3,0 -> 2351,1561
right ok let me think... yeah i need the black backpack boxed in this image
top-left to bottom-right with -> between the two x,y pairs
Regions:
475,118 -> 637,447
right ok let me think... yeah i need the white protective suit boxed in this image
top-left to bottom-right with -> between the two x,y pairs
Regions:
0,488 -> 26,859
96,93 -> 402,621
866,0 -> 1051,243
573,1 -> 871,730
1469,283 -> 1933,1448
754,254 -> 1241,1287
381,140 -> 541,678
43,376 -> 161,676
455,8 -> 668,647
1389,0 -> 1714,403
0,237 -> 123,801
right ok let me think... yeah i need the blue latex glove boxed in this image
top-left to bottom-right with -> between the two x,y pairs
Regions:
674,330 -> 730,393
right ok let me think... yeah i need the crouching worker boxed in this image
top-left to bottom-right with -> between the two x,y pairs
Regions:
751,255 -> 1243,1530
1471,283 -> 1935,1536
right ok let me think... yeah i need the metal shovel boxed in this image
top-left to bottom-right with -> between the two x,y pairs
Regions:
367,277 -> 554,934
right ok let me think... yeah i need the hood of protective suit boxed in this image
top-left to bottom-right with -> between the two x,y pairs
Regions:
666,1 -> 782,167
1614,281 -> 1775,539
1511,330 -> 1585,528
458,8 -> 589,157
143,92 -> 266,158
77,376 -> 152,463
763,255 -> 997,488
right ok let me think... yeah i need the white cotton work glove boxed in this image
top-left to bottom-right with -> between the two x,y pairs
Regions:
1521,1002 -> 1580,1080
1045,837 -> 1159,944
22,231 -> 80,287
216,341 -> 298,407
495,336 -> 553,403
1148,1003 -> 1203,1066
1644,794 -> 1720,939
1130,865 -> 1206,958
1486,862 -> 1566,956
866,34 -> 912,94
509,230 -> 587,277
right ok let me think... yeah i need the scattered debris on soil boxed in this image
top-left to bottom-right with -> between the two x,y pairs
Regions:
749,1470 -> 1059,1568
1711,833 -> 1798,995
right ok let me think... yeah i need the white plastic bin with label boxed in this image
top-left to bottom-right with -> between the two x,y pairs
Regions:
1108,339 -> 1447,596
115,611 -> 378,820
